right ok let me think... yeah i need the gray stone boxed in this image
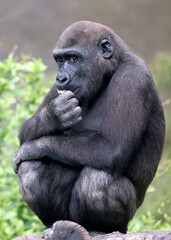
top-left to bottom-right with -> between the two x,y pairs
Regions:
12,221 -> 171,240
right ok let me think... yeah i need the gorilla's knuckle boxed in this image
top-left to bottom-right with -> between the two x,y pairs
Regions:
56,95 -> 67,105
65,91 -> 74,99
73,117 -> 82,125
78,116 -> 82,122
71,98 -> 79,107
75,106 -> 82,115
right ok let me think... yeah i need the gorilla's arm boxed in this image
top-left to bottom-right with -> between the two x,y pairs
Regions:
14,68 -> 151,173
19,85 -> 82,144
19,84 -> 58,144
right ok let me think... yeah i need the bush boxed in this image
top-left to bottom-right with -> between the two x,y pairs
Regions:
128,164 -> 171,232
0,49 -> 47,239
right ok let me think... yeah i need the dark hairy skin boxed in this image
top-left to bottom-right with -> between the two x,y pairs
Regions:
13,21 -> 165,234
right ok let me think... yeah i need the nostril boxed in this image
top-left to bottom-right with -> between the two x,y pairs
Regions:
61,78 -> 67,83
56,73 -> 69,83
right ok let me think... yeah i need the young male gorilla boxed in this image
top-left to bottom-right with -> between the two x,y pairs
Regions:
13,21 -> 165,235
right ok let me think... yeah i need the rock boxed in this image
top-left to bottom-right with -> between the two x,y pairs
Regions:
12,221 -> 171,240
45,221 -> 92,240
146,230 -> 171,240
92,230 -> 171,240
13,221 -> 92,240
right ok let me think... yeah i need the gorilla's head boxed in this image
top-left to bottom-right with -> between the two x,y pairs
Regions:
53,21 -> 122,106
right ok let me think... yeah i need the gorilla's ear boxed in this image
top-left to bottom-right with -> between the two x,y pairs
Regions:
99,39 -> 113,59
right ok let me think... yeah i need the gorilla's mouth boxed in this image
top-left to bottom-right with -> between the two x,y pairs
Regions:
66,83 -> 80,95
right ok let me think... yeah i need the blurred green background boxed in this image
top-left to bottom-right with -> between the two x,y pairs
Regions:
0,0 -> 171,239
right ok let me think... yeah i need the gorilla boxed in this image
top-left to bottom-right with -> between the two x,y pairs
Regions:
13,21 -> 165,234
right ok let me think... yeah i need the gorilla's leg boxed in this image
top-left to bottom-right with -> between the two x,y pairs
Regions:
18,160 -> 79,226
69,167 -> 137,233
18,160 -> 57,226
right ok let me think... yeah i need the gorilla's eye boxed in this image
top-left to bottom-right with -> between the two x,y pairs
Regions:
56,57 -> 64,64
69,56 -> 78,63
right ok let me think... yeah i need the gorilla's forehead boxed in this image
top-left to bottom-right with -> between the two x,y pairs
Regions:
56,21 -> 114,49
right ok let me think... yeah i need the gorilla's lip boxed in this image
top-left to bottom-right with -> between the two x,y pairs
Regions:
56,84 -> 79,95
66,84 -> 80,94
56,83 -> 66,91
56,81 -> 80,93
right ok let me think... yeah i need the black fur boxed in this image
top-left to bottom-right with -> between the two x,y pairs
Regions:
14,21 -> 165,233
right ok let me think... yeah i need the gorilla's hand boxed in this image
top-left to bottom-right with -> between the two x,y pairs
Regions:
51,90 -> 82,129
13,139 -> 46,174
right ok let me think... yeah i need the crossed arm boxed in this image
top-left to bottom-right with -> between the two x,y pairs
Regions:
13,73 -> 149,174
13,133 -> 115,173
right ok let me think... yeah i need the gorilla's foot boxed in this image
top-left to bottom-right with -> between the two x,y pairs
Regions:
43,221 -> 92,240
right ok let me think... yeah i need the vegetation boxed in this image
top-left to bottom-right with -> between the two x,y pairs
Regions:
129,52 -> 171,232
0,50 -> 170,239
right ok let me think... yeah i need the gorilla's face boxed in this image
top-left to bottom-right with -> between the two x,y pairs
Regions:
53,21 -> 115,106
53,47 -> 85,95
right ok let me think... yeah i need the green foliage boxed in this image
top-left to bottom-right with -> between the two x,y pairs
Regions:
129,201 -> 171,232
0,49 -> 47,239
0,50 -> 170,239
128,163 -> 171,232
151,52 -> 171,90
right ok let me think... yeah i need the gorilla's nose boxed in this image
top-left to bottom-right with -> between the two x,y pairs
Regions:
56,72 -> 69,83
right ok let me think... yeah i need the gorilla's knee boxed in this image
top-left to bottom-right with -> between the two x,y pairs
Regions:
70,168 -> 136,233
